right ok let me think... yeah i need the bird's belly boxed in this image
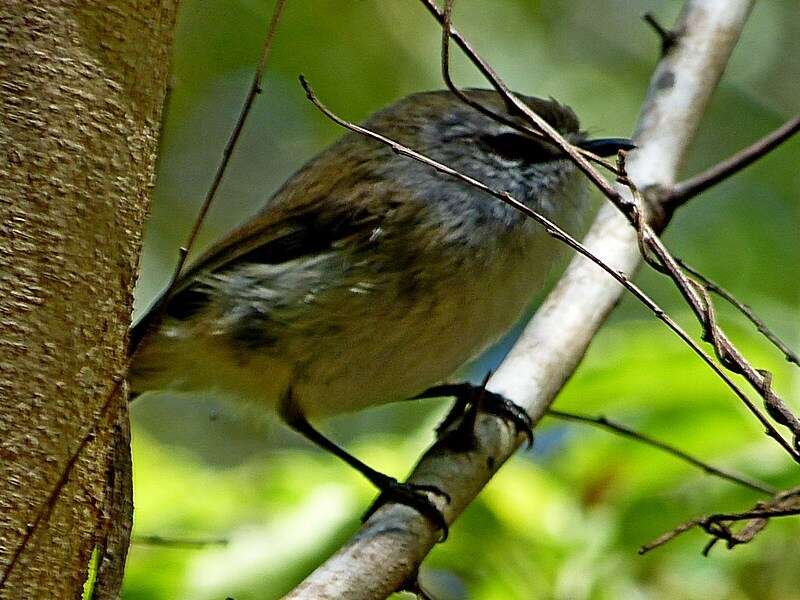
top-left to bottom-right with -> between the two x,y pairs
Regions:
293,244 -> 552,417
131,232 -> 559,420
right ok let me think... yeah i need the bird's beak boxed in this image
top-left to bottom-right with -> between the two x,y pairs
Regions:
578,137 -> 636,157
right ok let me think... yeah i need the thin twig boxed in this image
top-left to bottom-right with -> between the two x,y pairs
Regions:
638,517 -> 703,554
667,115 -> 800,208
426,0 -> 623,177
439,0 -> 619,176
703,508 -> 800,522
640,486 -> 800,554
419,0 -> 519,113
546,409 -> 775,495
642,12 -> 677,55
614,155 -> 800,457
172,0 -> 286,278
132,535 -> 229,549
677,259 -> 800,367
128,0 -> 288,357
438,0 -> 541,138
299,76 -> 799,463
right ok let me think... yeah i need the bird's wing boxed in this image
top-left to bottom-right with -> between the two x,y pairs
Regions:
129,200 -> 379,354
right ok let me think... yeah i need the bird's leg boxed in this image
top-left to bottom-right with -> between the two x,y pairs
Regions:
413,378 -> 534,450
399,569 -> 435,600
413,383 -> 472,439
279,390 -> 450,538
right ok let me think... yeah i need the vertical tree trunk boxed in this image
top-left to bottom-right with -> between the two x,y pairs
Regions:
0,2 -> 177,597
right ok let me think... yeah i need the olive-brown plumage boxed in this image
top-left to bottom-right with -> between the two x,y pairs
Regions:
129,89 -> 630,528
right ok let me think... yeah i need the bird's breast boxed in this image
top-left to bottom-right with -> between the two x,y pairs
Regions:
289,222 -> 562,416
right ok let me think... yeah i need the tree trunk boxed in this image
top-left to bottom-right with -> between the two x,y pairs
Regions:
0,2 -> 177,597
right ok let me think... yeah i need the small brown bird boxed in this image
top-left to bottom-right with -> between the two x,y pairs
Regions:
129,89 -> 632,530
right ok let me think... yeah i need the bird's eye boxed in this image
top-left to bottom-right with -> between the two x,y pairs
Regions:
478,132 -> 560,163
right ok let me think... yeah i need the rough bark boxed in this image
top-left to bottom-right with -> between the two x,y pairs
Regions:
0,2 -> 177,598
284,0 -> 755,597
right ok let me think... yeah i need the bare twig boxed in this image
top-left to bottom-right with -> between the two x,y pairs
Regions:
677,259 -> 800,367
419,0 -> 519,114
667,115 -> 800,207
128,0 -> 288,356
642,12 -> 677,55
640,486 -> 800,554
639,517 -> 704,553
172,0 -> 287,279
131,535 -> 228,549
614,156 -> 800,454
546,409 -> 775,495
428,0 -> 623,176
437,0 -> 542,139
286,3 -> 757,597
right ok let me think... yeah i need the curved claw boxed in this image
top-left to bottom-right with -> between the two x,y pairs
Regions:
481,390 -> 534,449
362,479 -> 450,541
416,382 -> 535,449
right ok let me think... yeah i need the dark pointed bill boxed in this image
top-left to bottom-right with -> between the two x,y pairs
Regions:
578,137 -> 636,157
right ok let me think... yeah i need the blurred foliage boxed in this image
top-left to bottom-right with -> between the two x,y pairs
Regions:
128,0 -> 799,598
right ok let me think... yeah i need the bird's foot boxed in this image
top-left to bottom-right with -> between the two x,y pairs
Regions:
362,473 -> 450,541
415,382 -> 534,450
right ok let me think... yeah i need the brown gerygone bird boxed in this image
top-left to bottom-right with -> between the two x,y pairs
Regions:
129,89 -> 631,532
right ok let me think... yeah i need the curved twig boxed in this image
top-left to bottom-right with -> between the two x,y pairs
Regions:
677,259 -> 800,367
640,486 -> 800,554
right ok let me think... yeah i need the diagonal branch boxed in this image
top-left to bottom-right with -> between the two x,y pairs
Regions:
666,115 -> 800,208
285,1 -> 757,598
436,0 -> 800,457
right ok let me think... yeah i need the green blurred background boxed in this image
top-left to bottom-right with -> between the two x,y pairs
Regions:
126,1 -> 800,598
